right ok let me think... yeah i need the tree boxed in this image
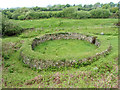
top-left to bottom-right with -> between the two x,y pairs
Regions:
5,11 -> 12,19
109,2 -> 115,7
63,7 -> 77,18
84,5 -> 89,8
12,13 -> 20,20
77,4 -> 82,8
66,4 -> 71,7
90,8 -> 111,18
102,4 -> 110,9
75,11 -> 91,19
94,2 -> 101,8
73,4 -> 76,6
47,5 -> 52,8
110,7 -> 118,13
33,6 -> 40,11
2,15 -> 23,36
18,15 -> 26,20
88,4 -> 93,8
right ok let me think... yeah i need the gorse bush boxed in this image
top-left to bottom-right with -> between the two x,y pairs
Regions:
2,15 -> 23,36
90,9 -> 111,18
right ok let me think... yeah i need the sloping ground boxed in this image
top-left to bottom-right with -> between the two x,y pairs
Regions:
23,36 -> 118,88
2,18 -> 118,88
24,61 -> 118,88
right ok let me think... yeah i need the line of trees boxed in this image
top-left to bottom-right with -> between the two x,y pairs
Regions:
1,2 -> 119,20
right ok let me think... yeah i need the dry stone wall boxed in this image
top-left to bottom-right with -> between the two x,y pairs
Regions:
20,32 -> 112,70
32,32 -> 100,49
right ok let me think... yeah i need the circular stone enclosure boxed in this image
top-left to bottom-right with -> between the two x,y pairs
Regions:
20,32 -> 112,70
33,39 -> 98,59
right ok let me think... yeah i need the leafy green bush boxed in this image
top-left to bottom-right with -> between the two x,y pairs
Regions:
18,15 -> 26,20
26,11 -> 51,19
12,13 -> 20,20
109,13 -> 118,18
39,12 -> 49,18
53,11 -> 64,18
5,11 -> 13,19
62,7 -> 78,18
11,7 -> 30,20
74,11 -> 91,19
2,15 -> 23,36
116,10 -> 119,17
26,11 -> 39,19
110,7 -> 118,13
90,9 -> 111,18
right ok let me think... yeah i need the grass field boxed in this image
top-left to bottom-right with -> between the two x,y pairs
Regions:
34,39 -> 97,60
2,18 -> 118,88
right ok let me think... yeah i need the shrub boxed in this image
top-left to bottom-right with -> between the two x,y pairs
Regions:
5,11 -> 13,19
2,15 -> 23,36
26,11 -> 52,19
26,11 -> 40,19
75,11 -> 91,19
53,11 -> 64,18
38,12 -> 49,18
18,15 -> 26,20
109,13 -> 118,18
110,7 -> 118,13
12,13 -> 20,20
116,10 -> 119,17
62,7 -> 78,18
90,9 -> 111,18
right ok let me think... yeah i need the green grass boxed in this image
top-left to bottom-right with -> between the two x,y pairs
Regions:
12,18 -> 118,38
2,18 -> 118,88
34,39 -> 97,60
13,18 -> 117,29
20,34 -> 111,61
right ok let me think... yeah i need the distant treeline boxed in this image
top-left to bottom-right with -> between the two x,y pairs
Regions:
1,2 -> 119,20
